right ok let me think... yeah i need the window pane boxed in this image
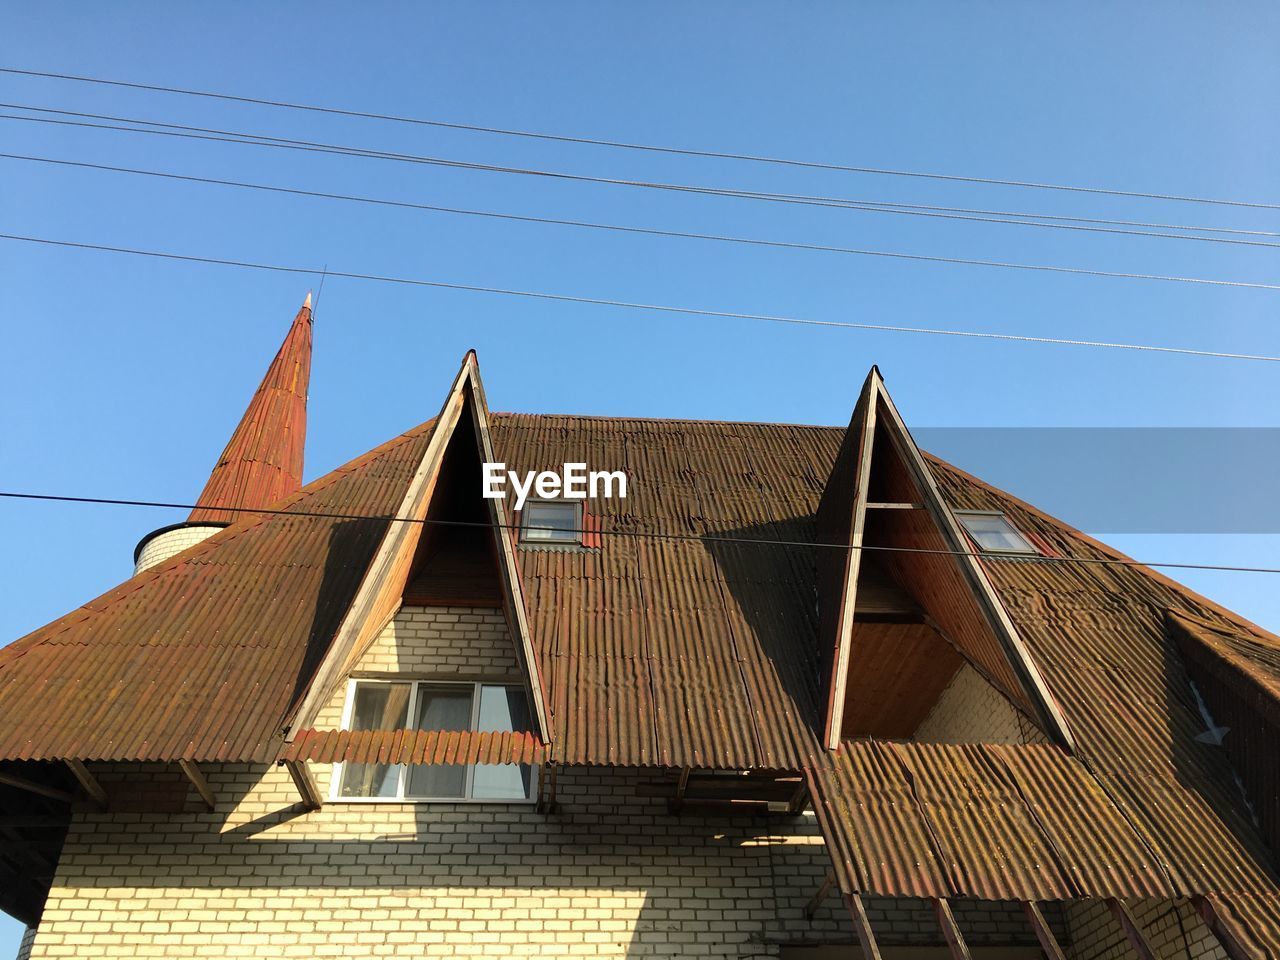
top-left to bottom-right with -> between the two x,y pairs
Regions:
406,684 -> 474,799
339,682 -> 410,798
472,685 -> 534,800
477,685 -> 532,733
957,513 -> 1037,554
523,502 -> 579,542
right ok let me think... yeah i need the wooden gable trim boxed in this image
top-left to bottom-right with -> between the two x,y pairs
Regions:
821,373 -> 878,750
283,357 -> 474,740
870,374 -> 1077,752
465,360 -> 553,742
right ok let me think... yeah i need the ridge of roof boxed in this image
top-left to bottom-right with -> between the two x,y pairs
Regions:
491,411 -> 845,430
188,296 -> 313,524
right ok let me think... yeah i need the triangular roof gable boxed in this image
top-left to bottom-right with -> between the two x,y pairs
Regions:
818,368 -> 1075,751
284,352 -> 551,742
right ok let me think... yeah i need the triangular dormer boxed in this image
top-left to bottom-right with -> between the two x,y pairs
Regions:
286,351 -> 551,744
817,368 -> 1074,751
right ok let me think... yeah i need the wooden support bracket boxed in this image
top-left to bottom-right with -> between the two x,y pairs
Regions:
933,898 -> 973,960
282,760 -> 322,811
64,759 -> 108,809
844,893 -> 884,960
0,771 -> 74,804
1193,895 -> 1254,960
177,759 -> 217,812
1106,899 -> 1156,960
804,871 -> 835,920
1022,901 -> 1067,960
668,766 -> 692,813
537,762 -> 558,814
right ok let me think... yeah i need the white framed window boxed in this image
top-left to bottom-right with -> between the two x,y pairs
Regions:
520,500 -> 582,544
955,510 -> 1040,556
332,679 -> 536,803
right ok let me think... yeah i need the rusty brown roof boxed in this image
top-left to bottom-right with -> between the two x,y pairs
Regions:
284,728 -> 545,766
1,399 -> 1278,904
0,419 -> 434,763
188,298 -> 312,525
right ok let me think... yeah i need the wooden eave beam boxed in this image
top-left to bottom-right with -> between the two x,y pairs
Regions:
1106,899 -> 1156,960
0,771 -> 74,804
1193,895 -> 1255,960
1022,901 -> 1067,960
282,759 -> 322,811
177,759 -> 216,812
865,501 -> 924,510
844,893 -> 884,960
64,759 -> 107,809
933,898 -> 973,960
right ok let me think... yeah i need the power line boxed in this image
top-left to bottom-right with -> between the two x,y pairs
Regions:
3,489 -> 1279,576
6,232 -> 1280,362
4,104 -> 1277,248
11,151 -> 1280,258
4,64 -> 1278,213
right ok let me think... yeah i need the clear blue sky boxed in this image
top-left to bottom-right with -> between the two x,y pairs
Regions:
1,2 -> 1278,944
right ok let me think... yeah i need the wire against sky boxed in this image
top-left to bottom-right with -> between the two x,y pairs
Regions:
3,490 -> 1279,576
9,151 -> 1280,255
5,232 -> 1279,362
4,64 -> 1279,212
3,103 -> 1277,245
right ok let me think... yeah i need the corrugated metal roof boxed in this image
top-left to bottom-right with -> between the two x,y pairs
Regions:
0,419 -> 435,763
1,403 -> 1277,906
188,299 -> 311,524
284,728 -> 545,765
805,739 -> 1269,900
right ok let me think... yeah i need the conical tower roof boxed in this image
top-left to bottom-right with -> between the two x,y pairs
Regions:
188,294 -> 312,524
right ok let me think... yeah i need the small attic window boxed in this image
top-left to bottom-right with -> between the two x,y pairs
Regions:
521,501 -> 582,544
955,511 -> 1040,556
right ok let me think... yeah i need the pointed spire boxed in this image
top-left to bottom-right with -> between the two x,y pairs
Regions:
188,295 -> 313,524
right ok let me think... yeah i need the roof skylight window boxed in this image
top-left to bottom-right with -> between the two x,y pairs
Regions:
521,501 -> 582,544
955,511 -> 1040,556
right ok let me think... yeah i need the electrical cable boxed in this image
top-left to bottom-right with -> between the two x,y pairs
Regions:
3,104 -> 1277,247
4,64 -> 1278,212
5,232 -> 1279,361
3,490 -> 1279,575
10,151 -> 1280,256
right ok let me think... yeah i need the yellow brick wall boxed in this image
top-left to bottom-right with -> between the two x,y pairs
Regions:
913,664 -> 1046,745
21,605 -> 1206,957
1064,898 -> 1227,960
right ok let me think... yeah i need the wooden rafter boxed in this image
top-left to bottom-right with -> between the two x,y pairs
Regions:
1106,899 -> 1156,960
844,893 -> 883,960
64,759 -> 107,809
804,871 -> 835,920
282,760 -> 322,811
933,899 -> 973,960
177,759 -> 216,812
1193,895 -> 1255,960
1022,901 -> 1067,960
0,771 -> 73,804
669,767 -> 692,813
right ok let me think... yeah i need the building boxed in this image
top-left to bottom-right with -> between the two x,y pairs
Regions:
0,296 -> 1277,959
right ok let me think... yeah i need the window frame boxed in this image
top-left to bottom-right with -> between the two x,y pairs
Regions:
954,509 -> 1042,557
519,498 -> 584,546
330,678 -> 538,804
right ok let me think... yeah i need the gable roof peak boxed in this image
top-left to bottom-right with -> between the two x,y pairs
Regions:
187,296 -> 313,524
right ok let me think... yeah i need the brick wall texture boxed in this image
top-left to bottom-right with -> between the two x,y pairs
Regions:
20,606 -> 1233,958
